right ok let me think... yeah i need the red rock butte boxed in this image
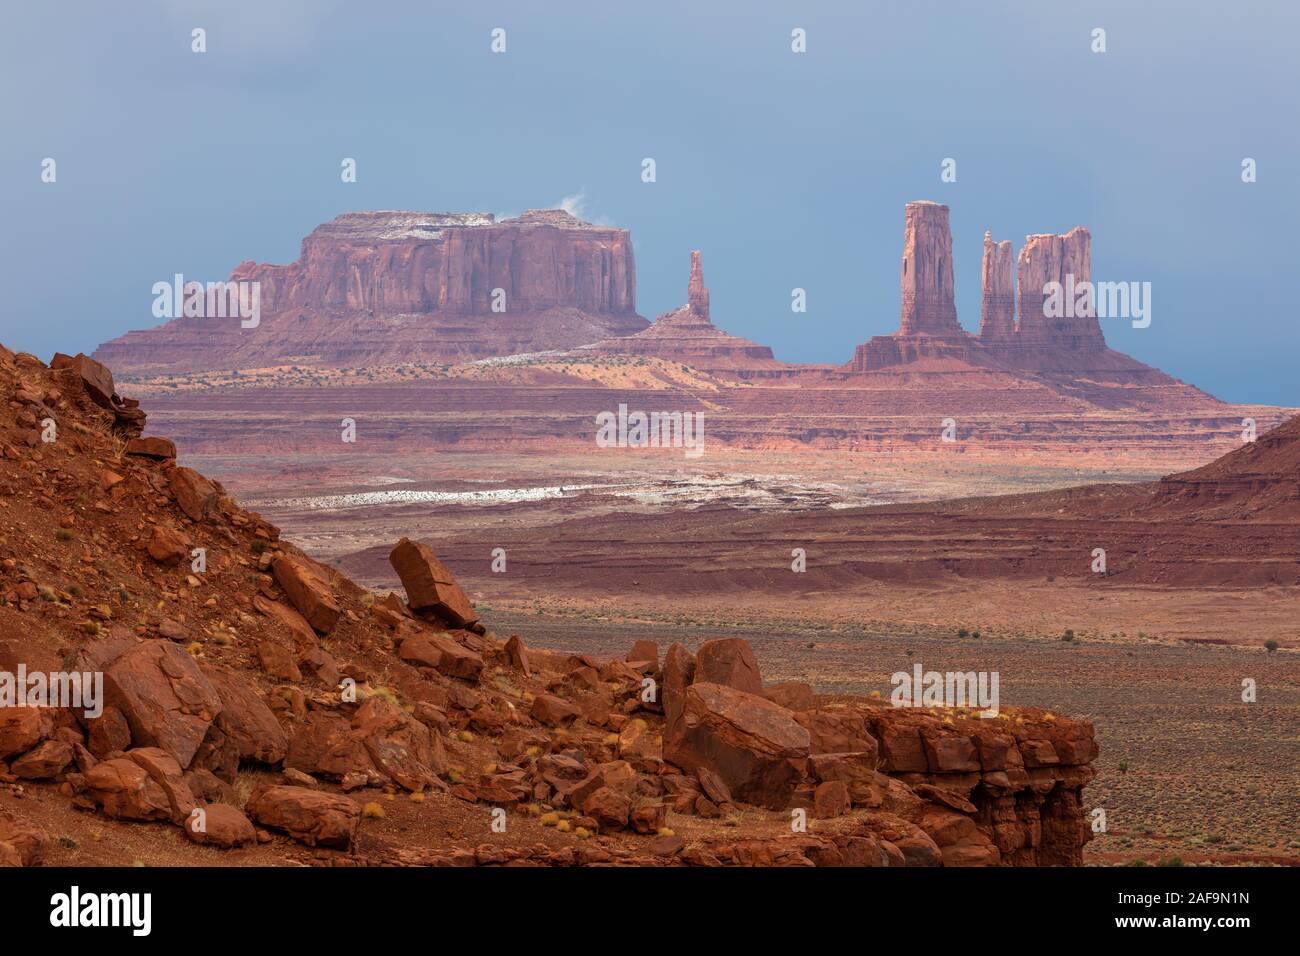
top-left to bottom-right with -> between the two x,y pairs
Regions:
93,209 -> 649,374
851,201 -> 1149,377
576,251 -> 781,372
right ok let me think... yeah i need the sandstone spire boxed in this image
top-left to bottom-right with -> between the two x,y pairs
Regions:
979,231 -> 1016,339
1015,227 -> 1100,344
687,249 -> 709,321
898,201 -> 961,336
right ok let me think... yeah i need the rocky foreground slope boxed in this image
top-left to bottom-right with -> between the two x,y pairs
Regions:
0,345 -> 1096,867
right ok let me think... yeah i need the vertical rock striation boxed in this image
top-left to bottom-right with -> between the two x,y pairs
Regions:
1014,227 -> 1103,349
898,201 -> 962,337
687,249 -> 710,321
978,232 -> 1016,340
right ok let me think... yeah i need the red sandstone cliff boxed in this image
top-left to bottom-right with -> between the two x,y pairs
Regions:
94,210 -> 648,374
898,202 -> 962,336
978,232 -> 1016,340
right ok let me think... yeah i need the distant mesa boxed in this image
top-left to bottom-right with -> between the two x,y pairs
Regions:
576,251 -> 781,373
93,209 -> 648,374
96,201 -> 1194,401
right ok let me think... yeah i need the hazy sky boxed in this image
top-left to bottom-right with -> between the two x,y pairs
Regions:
2,1 -> 1297,403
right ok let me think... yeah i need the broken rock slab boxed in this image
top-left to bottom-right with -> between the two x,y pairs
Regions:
246,785 -> 361,849
388,537 -> 478,628
664,681 -> 810,811
271,553 -> 341,635
102,639 -> 223,769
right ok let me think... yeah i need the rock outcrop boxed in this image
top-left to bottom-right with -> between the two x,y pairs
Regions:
0,341 -> 1103,867
93,209 -> 648,373
1014,228 -> 1100,346
851,203 -> 1157,379
578,251 -> 779,372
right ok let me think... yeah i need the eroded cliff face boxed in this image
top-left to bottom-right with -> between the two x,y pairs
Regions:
93,210 -> 647,373
979,232 -> 1016,340
898,202 -> 962,336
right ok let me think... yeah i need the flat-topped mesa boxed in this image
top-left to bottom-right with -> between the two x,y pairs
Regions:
243,208 -> 639,320
978,232 -> 1016,340
577,251 -> 778,372
1014,227 -> 1103,349
93,209 -> 648,374
898,201 -> 962,337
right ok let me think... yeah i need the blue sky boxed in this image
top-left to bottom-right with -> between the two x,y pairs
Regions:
2,0 -> 1297,403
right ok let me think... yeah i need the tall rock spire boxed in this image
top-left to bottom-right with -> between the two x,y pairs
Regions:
898,201 -> 961,336
687,249 -> 709,321
979,231 -> 1016,339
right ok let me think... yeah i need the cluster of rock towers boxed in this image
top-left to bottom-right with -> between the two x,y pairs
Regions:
852,201 -> 1107,371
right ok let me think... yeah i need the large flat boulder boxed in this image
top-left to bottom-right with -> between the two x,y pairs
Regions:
103,640 -> 223,768
123,436 -> 176,460
664,682 -> 810,810
388,537 -> 478,627
398,633 -> 483,681
0,809 -> 48,867
84,757 -> 175,822
794,708 -> 879,762
271,554 -> 341,635
183,803 -> 257,849
168,466 -> 219,523
10,740 -> 73,779
51,352 -> 117,409
246,786 -> 361,848
0,708 -> 52,760
285,700 -> 445,792
694,638 -> 762,694
204,666 -> 288,764
253,594 -> 317,649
